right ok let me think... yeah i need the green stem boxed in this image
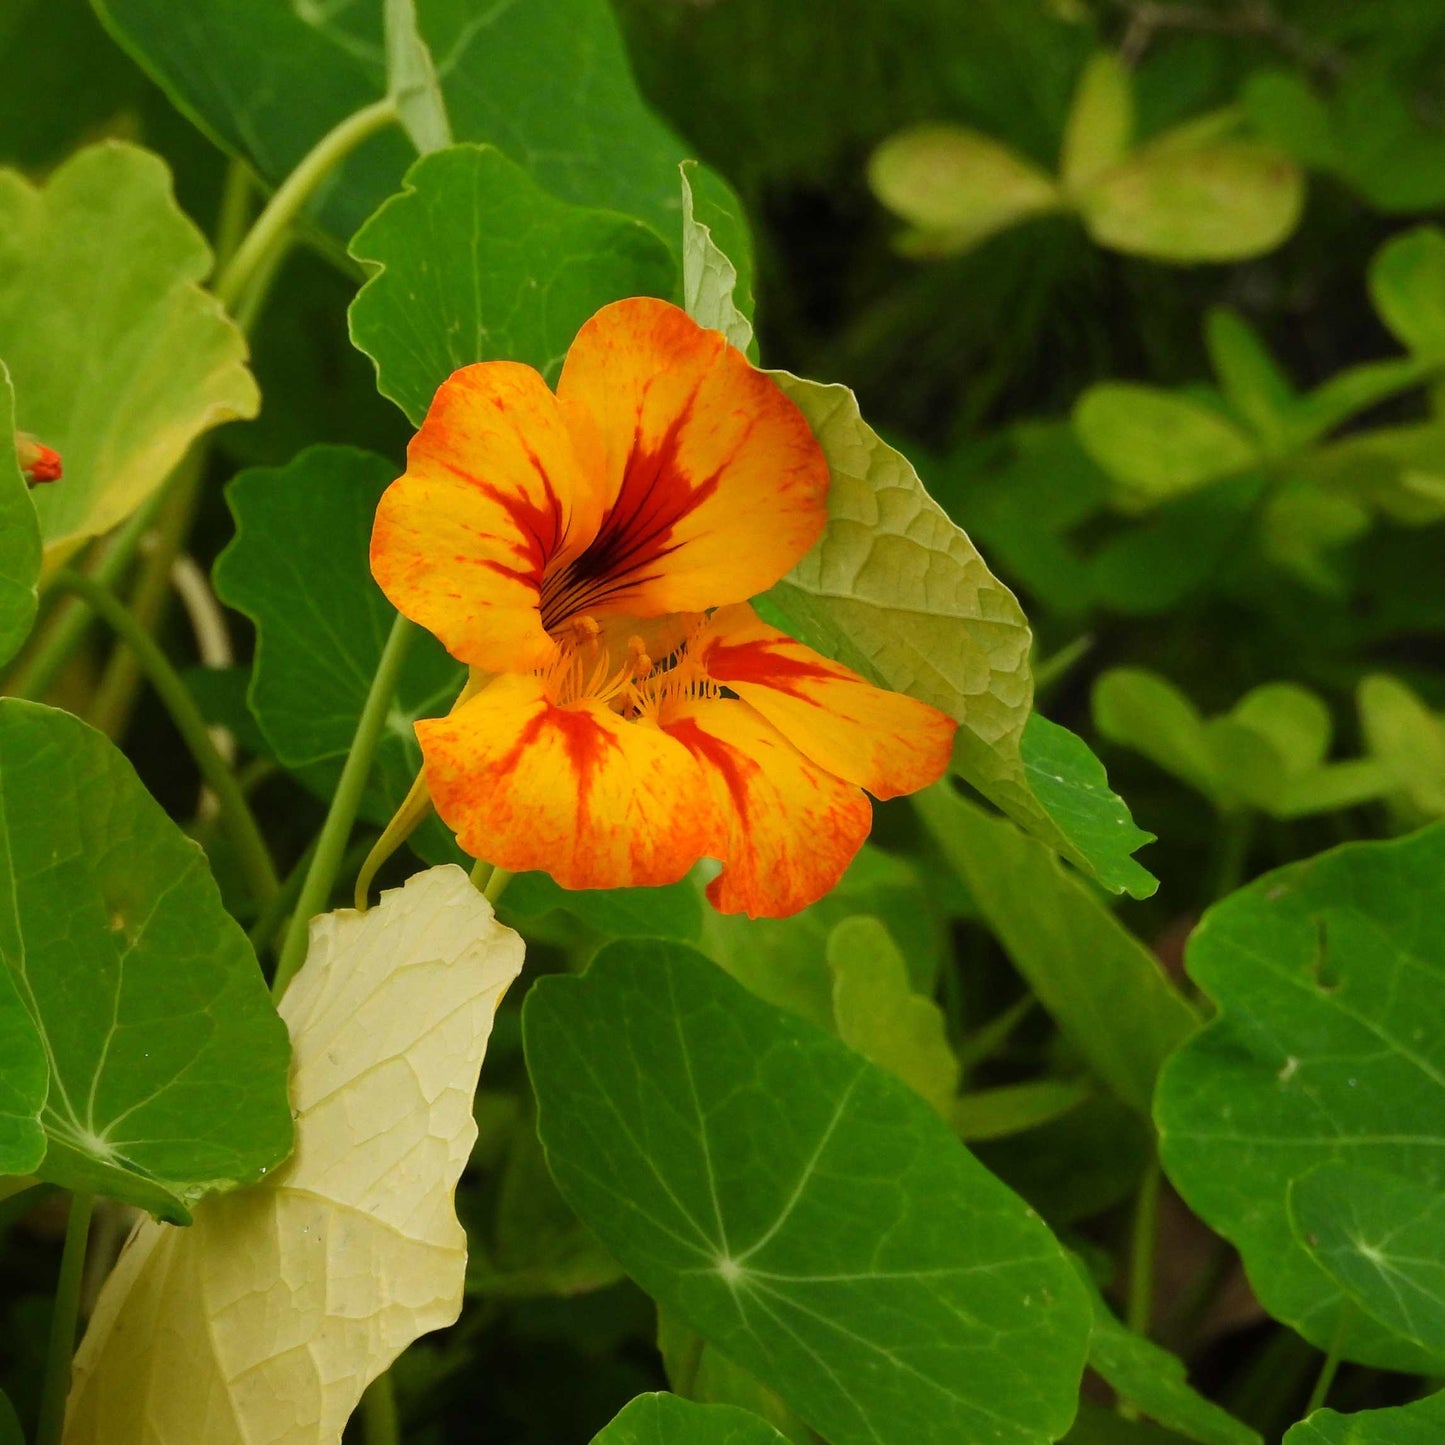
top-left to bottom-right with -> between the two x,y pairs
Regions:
248,838 -> 320,957
1126,1158 -> 1162,1341
52,569 -> 279,909
1206,809 -> 1255,906
212,157 -> 255,276
36,1191 -> 94,1445
1305,1308 -> 1353,1417
273,615 -> 415,999
360,1370 -> 400,1445
215,96 -> 398,311
484,867 -> 513,904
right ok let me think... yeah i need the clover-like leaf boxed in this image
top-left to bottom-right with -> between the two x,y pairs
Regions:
592,1394 -> 791,1445
525,941 -> 1092,1445
0,142 -> 257,569
349,144 -> 677,426
0,361 -> 40,668
1078,117 -> 1304,264
0,699 -> 291,1220
1283,1391 -> 1445,1445
212,446 -> 465,853
868,124 -> 1061,257
1368,225 -> 1445,360
1074,385 -> 1259,512
94,0 -> 743,266
64,865 -> 525,1443
916,786 -> 1195,1115
1156,823 -> 1445,1370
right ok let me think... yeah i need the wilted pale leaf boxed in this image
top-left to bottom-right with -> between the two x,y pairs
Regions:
1074,384 -> 1259,511
0,143 -> 257,569
681,161 -> 754,355
1060,52 -> 1133,193
868,124 -> 1061,256
0,361 -> 40,668
1079,119 -> 1304,263
64,866 -> 525,1445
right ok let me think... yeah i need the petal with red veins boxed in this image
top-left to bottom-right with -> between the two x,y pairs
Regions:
551,297 -> 829,621
663,696 -> 872,919
697,604 -> 957,799
372,362 -> 607,673
418,673 -> 709,890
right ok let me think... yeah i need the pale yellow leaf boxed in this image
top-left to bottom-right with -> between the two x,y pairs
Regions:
64,865 -> 524,1445
1060,52 -> 1134,193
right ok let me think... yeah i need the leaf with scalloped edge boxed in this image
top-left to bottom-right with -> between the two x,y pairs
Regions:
64,865 -> 525,1444
0,142 -> 256,570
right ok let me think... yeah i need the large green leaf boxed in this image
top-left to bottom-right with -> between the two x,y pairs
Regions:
212,446 -> 465,849
0,700 -> 292,1220
1290,1162 -> 1445,1361
1156,824 -> 1445,1370
93,0 -> 744,265
0,362 -> 40,668
349,144 -> 677,426
0,963 -> 46,1177
0,142 -> 257,569
916,785 -> 1196,1114
762,376 -> 1154,897
525,942 -> 1092,1445
592,1395 -> 790,1445
1284,1392 -> 1445,1445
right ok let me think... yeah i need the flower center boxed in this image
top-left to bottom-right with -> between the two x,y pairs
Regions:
540,614 -> 720,719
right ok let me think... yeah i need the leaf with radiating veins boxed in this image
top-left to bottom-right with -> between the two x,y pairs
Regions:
64,866 -> 525,1444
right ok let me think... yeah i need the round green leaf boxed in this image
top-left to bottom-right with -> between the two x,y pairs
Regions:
524,940 -> 1092,1445
349,144 -> 676,426
0,142 -> 257,569
1284,1391 -> 1445,1445
0,963 -> 46,1176
0,700 -> 292,1220
592,1394 -> 790,1445
1156,823 -> 1445,1370
868,123 -> 1061,256
1074,384 -> 1259,511
1368,226 -> 1445,361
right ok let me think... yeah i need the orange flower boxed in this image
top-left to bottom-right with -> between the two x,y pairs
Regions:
371,298 -> 956,917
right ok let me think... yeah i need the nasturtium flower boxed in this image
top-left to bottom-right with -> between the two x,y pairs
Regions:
371,298 -> 956,917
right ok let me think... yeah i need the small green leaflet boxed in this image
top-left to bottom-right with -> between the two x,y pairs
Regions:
525,941 -> 1091,1445
0,700 -> 292,1221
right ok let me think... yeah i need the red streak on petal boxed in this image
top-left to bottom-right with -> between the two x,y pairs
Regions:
665,715 -> 751,824
702,637 -> 834,704
496,699 -> 619,817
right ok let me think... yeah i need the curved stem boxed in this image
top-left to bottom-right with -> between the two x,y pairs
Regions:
361,1370 -> 400,1445
51,569 -> 280,909
36,1191 -> 94,1445
215,97 -> 398,312
273,614 -> 415,998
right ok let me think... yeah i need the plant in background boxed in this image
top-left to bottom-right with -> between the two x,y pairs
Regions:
0,2 -> 1443,1445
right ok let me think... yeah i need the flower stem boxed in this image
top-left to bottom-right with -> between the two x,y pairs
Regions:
52,569 -> 279,909
1305,1307 -> 1354,1416
215,97 -> 399,312
484,867 -> 514,904
36,1190 -> 94,1445
273,614 -> 415,999
361,1370 -> 400,1445
1127,1157 -> 1162,1339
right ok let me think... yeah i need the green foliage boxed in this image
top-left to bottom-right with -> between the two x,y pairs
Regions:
0,365 -> 39,668
592,1394 -> 790,1445
0,141 -> 257,567
525,942 -> 1092,1445
1157,824 -> 1445,1370
1283,1391 -> 1445,1445
349,145 -> 677,425
0,700 -> 292,1221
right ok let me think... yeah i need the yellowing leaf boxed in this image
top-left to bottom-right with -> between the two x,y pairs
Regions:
680,161 -> 753,357
64,866 -> 524,1445
0,142 -> 257,570
1060,52 -> 1133,193
868,124 -> 1060,257
1079,118 -> 1304,264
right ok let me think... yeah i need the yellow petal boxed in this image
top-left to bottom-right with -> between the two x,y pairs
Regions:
64,866 -> 524,1445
